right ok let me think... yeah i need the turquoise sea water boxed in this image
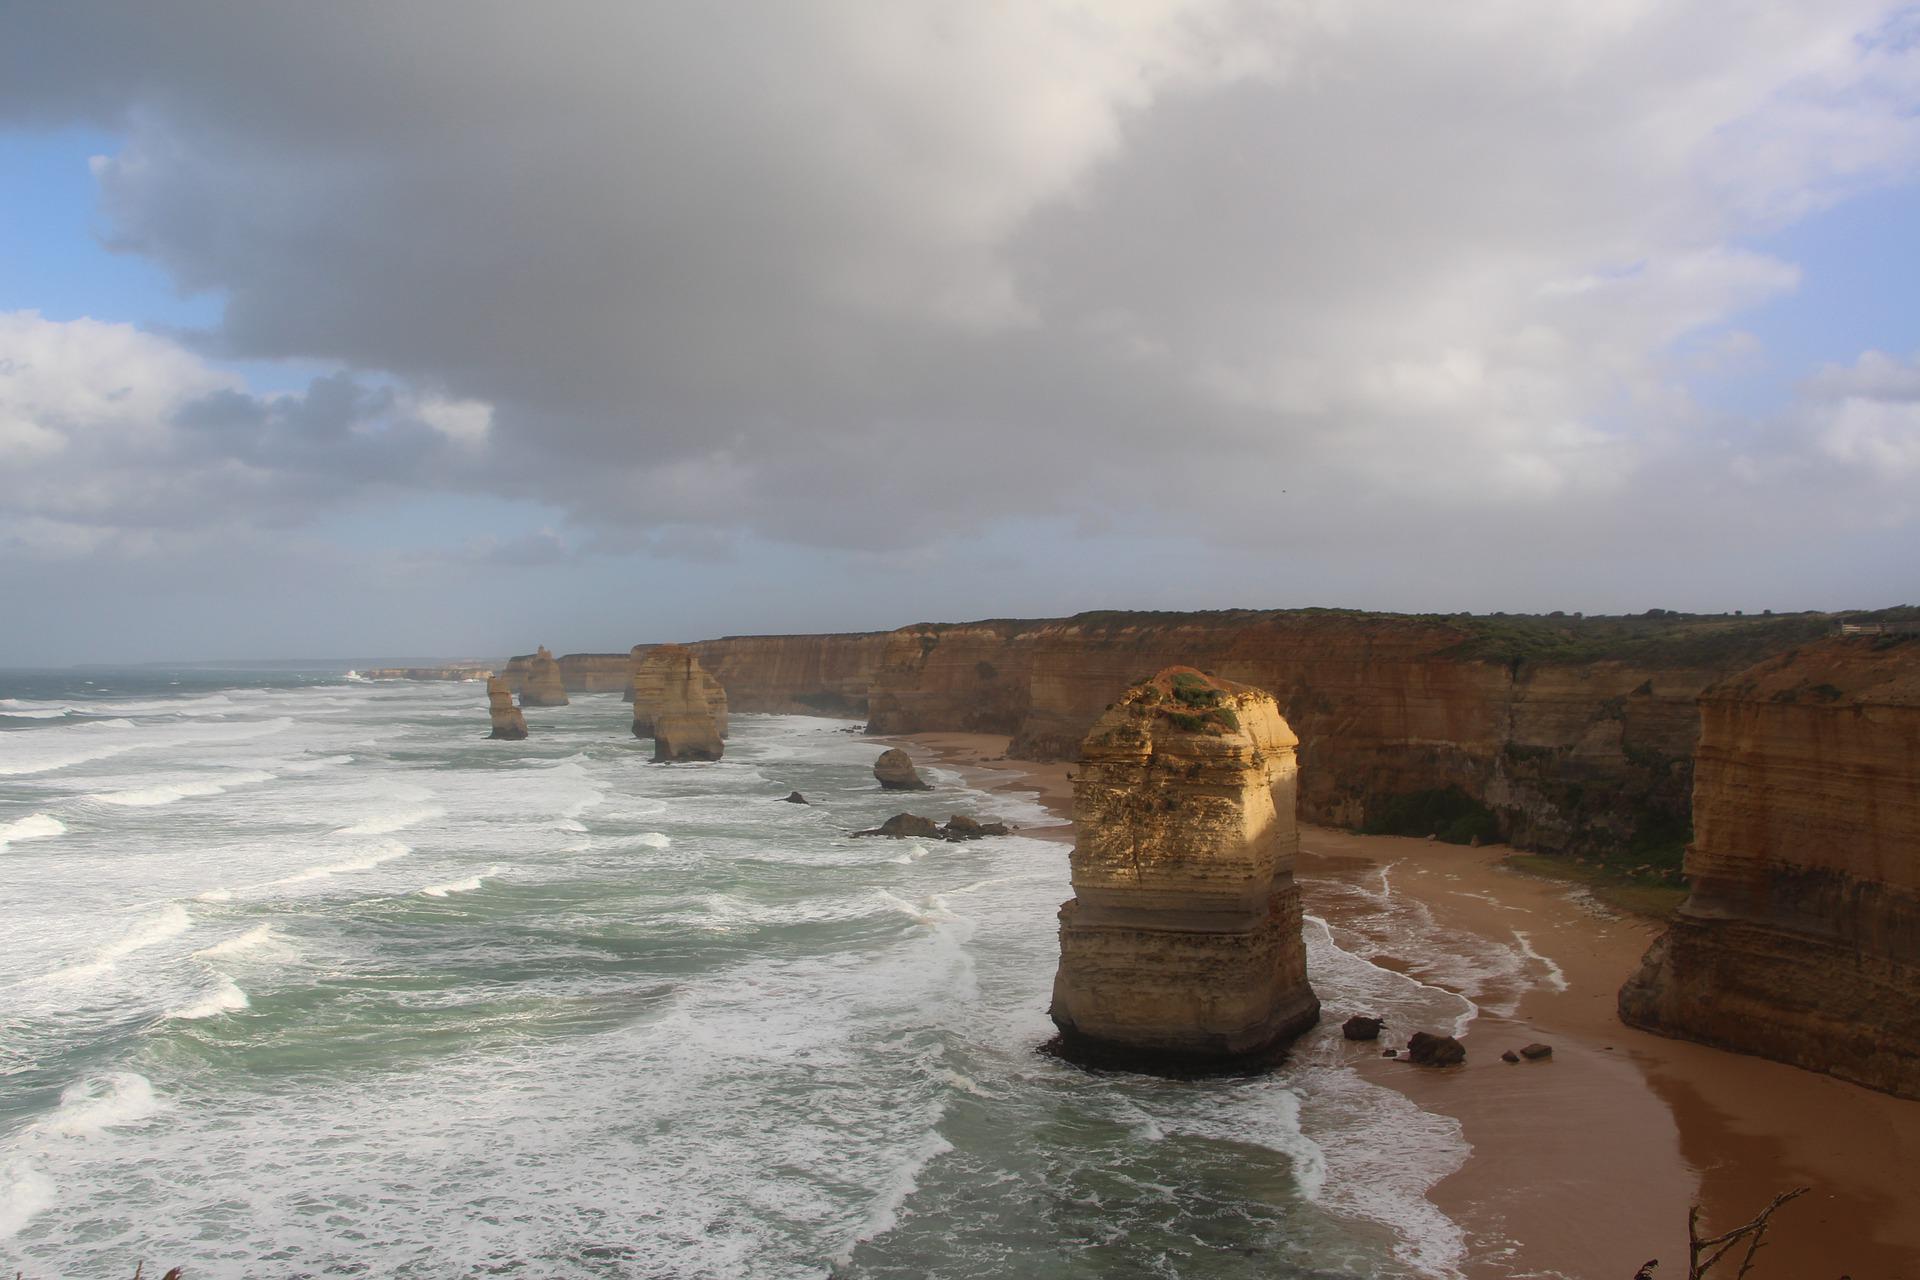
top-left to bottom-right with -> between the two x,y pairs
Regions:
0,672 -> 1508,1278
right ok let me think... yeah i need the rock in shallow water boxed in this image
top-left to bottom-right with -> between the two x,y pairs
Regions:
873,748 -> 931,791
1342,1015 -> 1385,1041
1405,1032 -> 1466,1067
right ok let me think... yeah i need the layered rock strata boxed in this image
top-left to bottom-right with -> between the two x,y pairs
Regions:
1619,636 -> 1920,1096
485,677 -> 527,741
631,645 -> 729,740
644,648 -> 727,762
517,646 -> 570,707
1050,667 -> 1320,1069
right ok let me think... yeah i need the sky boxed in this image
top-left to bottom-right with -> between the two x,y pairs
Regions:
2,2 -> 1918,664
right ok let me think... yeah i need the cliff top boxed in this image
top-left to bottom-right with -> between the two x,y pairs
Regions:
1706,634 -> 1920,707
1093,665 -> 1298,751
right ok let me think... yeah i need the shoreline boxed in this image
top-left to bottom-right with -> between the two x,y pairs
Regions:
889,731 -> 1920,1279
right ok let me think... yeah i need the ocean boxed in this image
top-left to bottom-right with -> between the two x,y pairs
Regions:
0,671 -> 1506,1278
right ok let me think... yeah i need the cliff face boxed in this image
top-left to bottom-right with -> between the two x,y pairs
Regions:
631,645 -> 729,740
864,624 -> 1035,735
485,677 -> 528,740
645,648 -> 727,762
683,633 -> 892,717
1619,637 -> 1920,1097
1051,667 -> 1319,1068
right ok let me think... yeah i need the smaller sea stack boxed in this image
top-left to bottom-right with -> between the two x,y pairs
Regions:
873,748 -> 931,791
646,647 -> 727,762
485,677 -> 528,740
632,644 -> 729,740
1050,666 -> 1319,1072
519,646 -> 570,707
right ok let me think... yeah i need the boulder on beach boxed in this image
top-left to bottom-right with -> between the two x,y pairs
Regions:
942,815 -> 1011,840
1501,1050 -> 1521,1064
1520,1042 -> 1553,1060
873,748 -> 932,791
1342,1015 -> 1385,1042
1406,1031 -> 1466,1067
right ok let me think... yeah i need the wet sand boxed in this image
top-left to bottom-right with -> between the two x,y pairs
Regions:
891,732 -> 1920,1279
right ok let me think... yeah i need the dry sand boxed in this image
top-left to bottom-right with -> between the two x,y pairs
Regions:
891,732 -> 1920,1280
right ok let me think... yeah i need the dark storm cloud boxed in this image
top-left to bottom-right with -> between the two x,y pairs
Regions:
2,0 -> 1918,575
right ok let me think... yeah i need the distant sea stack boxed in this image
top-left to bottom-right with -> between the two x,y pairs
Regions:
631,645 -> 729,741
519,646 -> 570,707
644,647 -> 727,762
1050,667 -> 1320,1071
1619,635 -> 1920,1097
485,677 -> 528,740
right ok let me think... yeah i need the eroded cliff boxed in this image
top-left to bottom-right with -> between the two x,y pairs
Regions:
515,646 -> 570,707
631,645 -> 729,740
1618,635 -> 1920,1096
485,677 -> 528,740
644,647 -> 728,762
1051,667 -> 1319,1069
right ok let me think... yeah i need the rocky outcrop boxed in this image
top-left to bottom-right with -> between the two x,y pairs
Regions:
643,647 -> 727,762
1406,1032 -> 1466,1067
517,646 -> 570,707
485,677 -> 527,740
852,813 -> 1011,840
872,748 -> 931,791
1619,636 -> 1920,1097
1050,667 -> 1320,1070
631,645 -> 729,740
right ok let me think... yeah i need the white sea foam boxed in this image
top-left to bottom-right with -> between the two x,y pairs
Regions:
335,805 -> 443,836
39,905 -> 193,984
421,866 -> 504,898
0,1160 -> 55,1237
1512,929 -> 1570,993
832,1119 -> 954,1263
194,924 -> 276,959
887,842 -> 931,864
0,813 -> 66,850
282,753 -> 354,773
90,769 -> 276,807
0,720 -> 140,776
195,888 -> 235,903
167,975 -> 250,1021
280,840 -> 411,884
35,1072 -> 161,1138
633,831 -> 671,848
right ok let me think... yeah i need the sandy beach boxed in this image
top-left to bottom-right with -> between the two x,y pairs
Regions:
893,731 -> 1920,1279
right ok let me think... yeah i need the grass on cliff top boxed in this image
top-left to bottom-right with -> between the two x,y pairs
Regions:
1503,853 -> 1689,920
895,605 -> 1920,669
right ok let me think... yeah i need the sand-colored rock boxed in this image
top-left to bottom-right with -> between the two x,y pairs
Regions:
1050,667 -> 1320,1069
485,677 -> 527,740
515,646 -> 570,707
638,646 -> 726,762
1619,635 -> 1920,1097
631,645 -> 729,740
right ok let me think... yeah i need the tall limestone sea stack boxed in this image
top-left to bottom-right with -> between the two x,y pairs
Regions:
485,677 -> 528,740
1050,667 -> 1320,1070
642,647 -> 727,762
1619,635 -> 1920,1097
519,646 -> 570,707
631,644 -> 729,740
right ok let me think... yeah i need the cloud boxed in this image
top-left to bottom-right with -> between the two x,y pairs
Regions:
0,311 -> 487,556
0,1 -> 1918,584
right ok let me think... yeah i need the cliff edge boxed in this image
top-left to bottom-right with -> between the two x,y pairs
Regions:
1619,635 -> 1920,1097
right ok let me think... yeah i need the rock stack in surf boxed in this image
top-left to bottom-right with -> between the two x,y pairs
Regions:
519,646 -> 570,707
1049,666 -> 1320,1071
485,676 -> 528,740
631,644 -> 729,742
639,646 -> 727,762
